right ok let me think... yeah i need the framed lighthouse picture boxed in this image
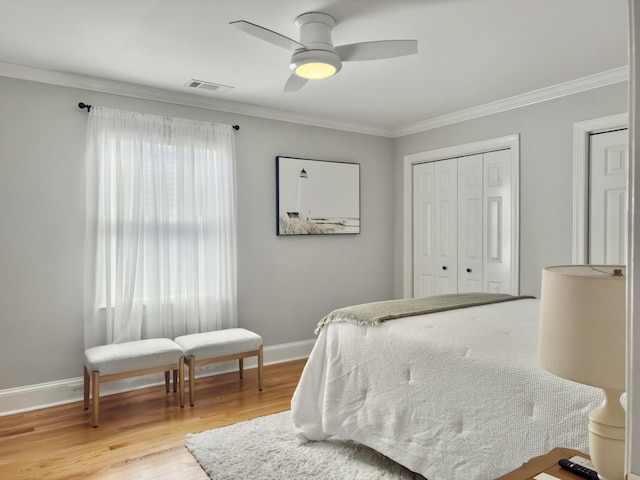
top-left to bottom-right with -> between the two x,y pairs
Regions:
276,156 -> 360,235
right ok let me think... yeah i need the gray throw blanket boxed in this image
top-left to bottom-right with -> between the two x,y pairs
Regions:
315,293 -> 534,334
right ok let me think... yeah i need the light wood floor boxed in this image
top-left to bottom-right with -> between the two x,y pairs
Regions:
0,359 -> 307,480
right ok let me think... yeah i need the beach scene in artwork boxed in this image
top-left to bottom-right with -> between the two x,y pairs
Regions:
277,157 -> 360,235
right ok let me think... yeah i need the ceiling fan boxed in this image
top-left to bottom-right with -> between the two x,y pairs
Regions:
230,12 -> 418,92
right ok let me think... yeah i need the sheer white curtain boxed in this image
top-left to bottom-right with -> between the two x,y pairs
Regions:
83,106 -> 237,347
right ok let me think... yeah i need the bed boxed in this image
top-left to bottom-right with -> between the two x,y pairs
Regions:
291,294 -> 602,479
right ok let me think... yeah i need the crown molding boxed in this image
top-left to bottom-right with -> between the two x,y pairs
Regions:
391,66 -> 629,138
0,61 -> 391,137
0,61 -> 629,139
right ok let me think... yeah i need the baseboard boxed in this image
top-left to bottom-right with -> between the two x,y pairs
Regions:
0,338 -> 315,417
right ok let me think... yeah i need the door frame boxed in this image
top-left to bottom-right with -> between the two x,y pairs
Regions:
402,134 -> 520,298
572,113 -> 628,264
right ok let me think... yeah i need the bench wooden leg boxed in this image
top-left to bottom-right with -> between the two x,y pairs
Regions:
91,371 -> 100,428
173,369 -> 178,392
83,366 -> 90,410
164,371 -> 170,392
179,358 -> 185,407
239,358 -> 244,379
258,345 -> 263,392
188,356 -> 195,407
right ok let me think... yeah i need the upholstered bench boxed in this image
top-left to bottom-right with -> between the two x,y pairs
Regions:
83,338 -> 185,427
174,328 -> 263,407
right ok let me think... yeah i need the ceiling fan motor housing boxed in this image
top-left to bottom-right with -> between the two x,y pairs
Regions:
290,12 -> 342,77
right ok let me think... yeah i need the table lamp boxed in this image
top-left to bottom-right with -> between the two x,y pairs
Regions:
538,265 -> 626,480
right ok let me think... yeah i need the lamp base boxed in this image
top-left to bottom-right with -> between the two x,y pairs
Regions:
588,388 -> 625,480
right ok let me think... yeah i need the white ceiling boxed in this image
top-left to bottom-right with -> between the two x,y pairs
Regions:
0,0 -> 629,136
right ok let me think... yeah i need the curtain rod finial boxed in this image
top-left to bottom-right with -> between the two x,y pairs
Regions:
78,102 -> 91,112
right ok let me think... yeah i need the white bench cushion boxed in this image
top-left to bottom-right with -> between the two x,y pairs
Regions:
84,338 -> 183,376
174,328 -> 262,359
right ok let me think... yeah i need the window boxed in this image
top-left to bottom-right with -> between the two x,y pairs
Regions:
83,107 -> 237,347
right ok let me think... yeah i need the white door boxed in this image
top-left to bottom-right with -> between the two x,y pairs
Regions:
457,154 -> 483,292
412,149 -> 514,297
413,162 -> 435,297
589,129 -> 628,265
412,159 -> 458,297
482,149 -> 512,293
433,159 -> 458,294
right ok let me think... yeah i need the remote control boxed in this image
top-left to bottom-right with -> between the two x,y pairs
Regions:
569,456 -> 595,470
558,459 -> 599,480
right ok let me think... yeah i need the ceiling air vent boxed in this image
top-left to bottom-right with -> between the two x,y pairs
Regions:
185,79 -> 234,93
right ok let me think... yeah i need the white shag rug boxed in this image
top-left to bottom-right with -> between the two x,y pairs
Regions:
185,411 -> 426,480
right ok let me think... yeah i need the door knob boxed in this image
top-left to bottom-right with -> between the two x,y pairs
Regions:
466,268 -> 472,273
442,266 -> 447,270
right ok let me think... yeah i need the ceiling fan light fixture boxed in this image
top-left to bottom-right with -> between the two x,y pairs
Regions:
295,62 -> 336,79
290,49 -> 341,80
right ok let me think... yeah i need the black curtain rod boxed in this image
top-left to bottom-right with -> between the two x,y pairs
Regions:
77,102 -> 240,130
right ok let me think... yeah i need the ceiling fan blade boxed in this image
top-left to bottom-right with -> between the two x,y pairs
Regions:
336,40 -> 418,61
230,20 -> 306,51
284,74 -> 308,93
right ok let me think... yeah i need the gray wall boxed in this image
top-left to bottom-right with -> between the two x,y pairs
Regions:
0,76 -> 394,389
0,75 -> 629,392
393,82 -> 629,298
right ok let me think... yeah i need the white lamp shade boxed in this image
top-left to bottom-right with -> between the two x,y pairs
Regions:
538,265 -> 626,391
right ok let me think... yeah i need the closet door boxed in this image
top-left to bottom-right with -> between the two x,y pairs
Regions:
457,154 -> 483,292
412,159 -> 458,297
413,162 -> 435,297
433,159 -> 458,294
482,149 -> 512,293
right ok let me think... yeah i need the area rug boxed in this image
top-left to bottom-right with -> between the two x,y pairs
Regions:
185,410 -> 425,480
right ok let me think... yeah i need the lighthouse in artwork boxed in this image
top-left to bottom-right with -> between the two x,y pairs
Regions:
296,168 -> 309,220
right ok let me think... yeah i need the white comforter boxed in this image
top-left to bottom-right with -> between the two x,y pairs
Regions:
291,299 -> 602,479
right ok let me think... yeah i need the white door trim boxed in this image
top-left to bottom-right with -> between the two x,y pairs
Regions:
572,113 -> 628,264
402,134 -> 520,298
